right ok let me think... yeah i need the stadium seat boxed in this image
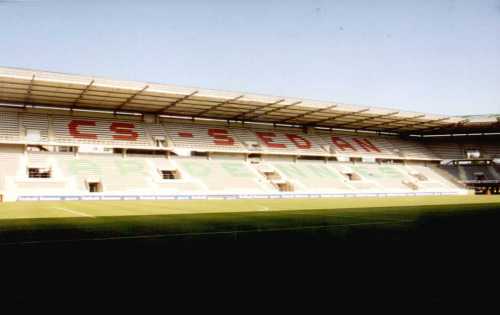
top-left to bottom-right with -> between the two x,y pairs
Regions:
163,122 -> 247,152
0,109 -> 483,200
0,111 -> 20,142
52,115 -> 151,147
174,158 -> 274,193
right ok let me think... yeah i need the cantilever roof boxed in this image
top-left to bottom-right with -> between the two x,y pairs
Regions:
0,66 -> 498,135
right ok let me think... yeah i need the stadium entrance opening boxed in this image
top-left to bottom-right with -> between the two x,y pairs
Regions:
88,182 -> 102,193
28,167 -> 51,178
465,149 -> 481,159
160,170 -> 181,179
474,172 -> 486,181
276,182 -> 293,192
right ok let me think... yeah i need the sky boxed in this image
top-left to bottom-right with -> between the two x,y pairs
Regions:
0,0 -> 499,116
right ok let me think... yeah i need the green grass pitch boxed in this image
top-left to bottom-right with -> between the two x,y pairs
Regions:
2,195 -> 500,219
2,194 -> 500,306
1,195 -> 499,246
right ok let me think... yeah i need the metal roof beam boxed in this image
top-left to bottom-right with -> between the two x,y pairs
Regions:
1,101 -> 151,116
414,123 -> 457,134
195,95 -> 245,116
385,117 -> 450,132
249,101 -> 303,120
276,104 -> 338,123
23,74 -> 35,106
71,79 -> 95,108
414,119 -> 469,134
230,99 -> 285,120
335,111 -> 400,128
115,84 -> 149,111
156,90 -> 199,113
361,114 -> 426,129
309,108 -> 371,125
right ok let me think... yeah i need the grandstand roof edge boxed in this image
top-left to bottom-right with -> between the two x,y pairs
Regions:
0,66 -> 498,135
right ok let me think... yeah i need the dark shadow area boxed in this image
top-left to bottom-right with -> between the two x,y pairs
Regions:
1,203 -> 500,308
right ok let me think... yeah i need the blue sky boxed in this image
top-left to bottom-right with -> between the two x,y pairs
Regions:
1,0 -> 499,115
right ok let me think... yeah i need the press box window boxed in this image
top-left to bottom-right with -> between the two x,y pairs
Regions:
27,167 -> 51,178
160,170 -> 181,179
25,129 -> 41,142
465,149 -> 481,159
88,182 -> 102,192
154,136 -> 166,147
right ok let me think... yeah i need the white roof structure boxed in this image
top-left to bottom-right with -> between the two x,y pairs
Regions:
0,66 -> 498,135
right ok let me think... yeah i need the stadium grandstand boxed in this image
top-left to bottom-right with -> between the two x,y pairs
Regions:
0,66 -> 499,202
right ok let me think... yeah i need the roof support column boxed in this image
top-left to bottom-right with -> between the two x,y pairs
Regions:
304,126 -> 315,134
143,113 -> 157,124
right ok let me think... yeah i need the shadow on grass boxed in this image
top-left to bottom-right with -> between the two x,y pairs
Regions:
2,202 -> 500,307
1,202 -> 499,250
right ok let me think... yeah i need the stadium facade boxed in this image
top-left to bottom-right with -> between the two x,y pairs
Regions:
0,67 -> 499,202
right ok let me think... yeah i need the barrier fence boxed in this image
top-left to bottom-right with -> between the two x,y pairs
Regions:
17,191 -> 465,201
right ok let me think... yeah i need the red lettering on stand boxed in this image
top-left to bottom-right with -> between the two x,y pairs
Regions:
68,120 -> 97,139
330,136 -> 356,151
208,128 -> 235,145
353,138 -> 381,152
178,132 -> 193,138
110,122 -> 138,141
285,134 -> 311,149
256,132 -> 286,148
